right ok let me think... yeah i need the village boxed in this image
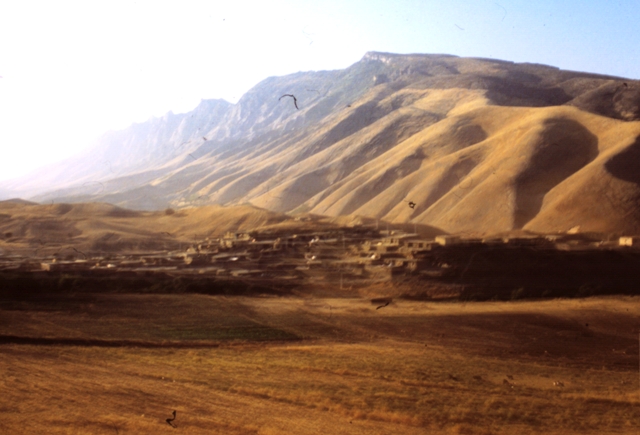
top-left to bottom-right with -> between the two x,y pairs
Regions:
2,223 -> 639,296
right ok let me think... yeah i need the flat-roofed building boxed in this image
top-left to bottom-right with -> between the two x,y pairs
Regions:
435,235 -> 460,246
619,236 -> 640,247
403,239 -> 434,250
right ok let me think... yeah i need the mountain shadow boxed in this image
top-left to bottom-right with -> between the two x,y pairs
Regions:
604,135 -> 640,185
514,119 -> 599,229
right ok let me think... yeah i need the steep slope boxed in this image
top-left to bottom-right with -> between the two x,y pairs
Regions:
3,52 -> 640,235
1,99 -> 233,196
306,102 -> 640,235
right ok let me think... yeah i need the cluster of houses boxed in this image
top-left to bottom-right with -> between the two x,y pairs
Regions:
1,227 -> 638,284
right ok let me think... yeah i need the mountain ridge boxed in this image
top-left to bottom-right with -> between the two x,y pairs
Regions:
3,51 -> 640,235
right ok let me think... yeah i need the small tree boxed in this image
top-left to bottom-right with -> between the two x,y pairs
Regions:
164,208 -> 176,216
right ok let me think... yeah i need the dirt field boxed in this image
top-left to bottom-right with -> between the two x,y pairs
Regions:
1,294 -> 639,434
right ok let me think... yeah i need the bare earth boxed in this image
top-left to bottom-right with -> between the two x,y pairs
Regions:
0,294 -> 638,434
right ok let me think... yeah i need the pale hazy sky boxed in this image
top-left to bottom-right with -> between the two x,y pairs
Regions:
0,0 -> 638,182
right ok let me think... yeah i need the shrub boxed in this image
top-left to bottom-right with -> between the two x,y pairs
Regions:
511,287 -> 526,300
576,284 -> 600,298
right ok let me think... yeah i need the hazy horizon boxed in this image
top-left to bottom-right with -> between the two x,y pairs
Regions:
1,0 -> 639,182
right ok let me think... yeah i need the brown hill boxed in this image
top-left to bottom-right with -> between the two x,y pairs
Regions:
0,202 -> 296,254
3,52 -> 640,235
305,103 -> 640,235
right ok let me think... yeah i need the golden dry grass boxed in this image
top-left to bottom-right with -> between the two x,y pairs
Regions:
223,81 -> 640,235
5,88 -> 640,242
322,103 -> 640,235
5,56 -> 640,237
1,294 -> 639,434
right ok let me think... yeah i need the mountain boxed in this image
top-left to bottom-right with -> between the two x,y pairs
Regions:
2,52 -> 640,235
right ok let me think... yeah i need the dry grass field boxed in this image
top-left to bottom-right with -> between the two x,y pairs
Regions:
1,293 -> 639,434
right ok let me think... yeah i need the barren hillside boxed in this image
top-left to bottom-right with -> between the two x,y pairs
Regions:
3,52 -> 640,235
0,200 -> 294,254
